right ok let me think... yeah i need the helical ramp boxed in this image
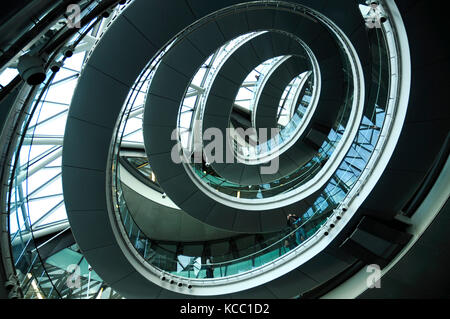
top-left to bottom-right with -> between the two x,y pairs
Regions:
62,0 -> 413,298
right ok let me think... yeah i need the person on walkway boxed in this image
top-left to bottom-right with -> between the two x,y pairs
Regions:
287,213 -> 306,245
205,257 -> 214,278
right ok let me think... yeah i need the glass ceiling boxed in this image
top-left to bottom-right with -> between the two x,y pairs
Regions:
5,2 -> 133,299
0,68 -> 19,87
10,52 -> 85,234
8,18 -> 112,237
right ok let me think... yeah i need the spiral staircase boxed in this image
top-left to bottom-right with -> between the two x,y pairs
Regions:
0,0 -> 449,299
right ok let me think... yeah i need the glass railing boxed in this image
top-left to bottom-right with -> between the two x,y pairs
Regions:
114,72 -> 385,281
177,31 -> 265,150
277,73 -> 311,127
187,52 -> 352,200
232,68 -> 314,163
183,22 -> 356,200
240,56 -> 288,120
4,2 -> 129,298
112,2 -> 391,283
180,35 -> 314,166
231,77 -> 313,162
114,156 -> 344,279
103,4 -> 356,205
234,56 -> 286,115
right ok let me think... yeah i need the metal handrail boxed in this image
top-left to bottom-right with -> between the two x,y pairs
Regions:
109,0 -> 399,288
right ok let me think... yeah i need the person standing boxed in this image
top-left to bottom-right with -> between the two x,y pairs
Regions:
287,214 -> 306,245
205,257 -> 214,278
